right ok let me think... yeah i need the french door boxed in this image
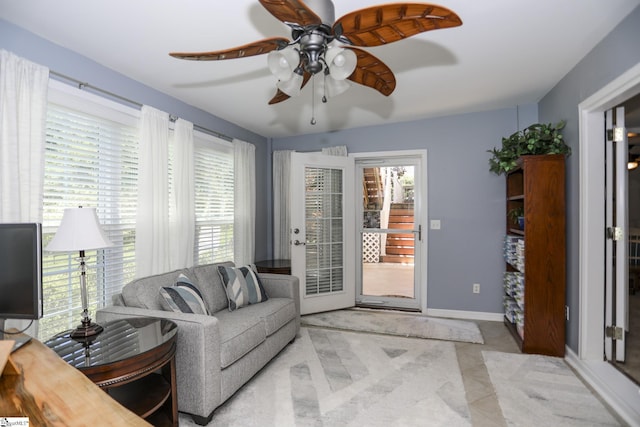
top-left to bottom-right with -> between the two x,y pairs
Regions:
290,152 -> 355,315
605,99 -> 640,388
605,106 -> 628,362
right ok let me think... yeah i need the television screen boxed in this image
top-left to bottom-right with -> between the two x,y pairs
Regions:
0,223 -> 43,320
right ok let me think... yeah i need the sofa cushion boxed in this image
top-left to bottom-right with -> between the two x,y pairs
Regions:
213,310 -> 265,368
249,298 -> 296,337
122,268 -> 190,310
159,273 -> 210,315
190,262 -> 234,314
217,264 -> 268,311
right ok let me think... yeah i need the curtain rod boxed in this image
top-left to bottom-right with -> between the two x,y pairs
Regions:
49,70 -> 234,142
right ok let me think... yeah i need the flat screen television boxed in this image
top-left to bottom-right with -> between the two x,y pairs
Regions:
0,223 -> 43,342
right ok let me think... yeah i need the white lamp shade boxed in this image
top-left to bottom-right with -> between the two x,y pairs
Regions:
324,47 -> 357,80
325,75 -> 352,98
267,47 -> 300,81
277,70 -> 304,97
46,207 -> 114,252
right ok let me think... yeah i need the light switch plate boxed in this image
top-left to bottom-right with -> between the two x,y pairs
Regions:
430,220 -> 441,230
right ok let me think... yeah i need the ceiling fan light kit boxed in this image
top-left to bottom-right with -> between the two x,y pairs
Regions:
277,67 -> 305,96
267,46 -> 301,81
324,73 -> 351,100
170,0 -> 462,121
323,45 -> 357,80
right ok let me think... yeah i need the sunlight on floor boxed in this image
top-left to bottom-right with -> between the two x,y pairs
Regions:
362,262 -> 414,298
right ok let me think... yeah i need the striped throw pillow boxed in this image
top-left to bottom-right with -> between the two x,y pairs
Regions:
159,273 -> 209,315
217,264 -> 269,311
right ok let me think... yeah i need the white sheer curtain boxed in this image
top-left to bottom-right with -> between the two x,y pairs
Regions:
0,50 -> 49,223
273,150 -> 293,260
0,50 -> 48,335
233,139 -> 255,266
169,118 -> 195,270
135,106 -> 170,277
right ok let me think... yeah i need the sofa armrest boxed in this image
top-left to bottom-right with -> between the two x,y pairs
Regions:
259,273 -> 300,330
96,305 -> 223,418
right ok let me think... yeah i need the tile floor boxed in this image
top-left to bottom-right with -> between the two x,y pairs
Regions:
458,320 -> 628,426
364,262 -> 640,413
179,318 -> 627,426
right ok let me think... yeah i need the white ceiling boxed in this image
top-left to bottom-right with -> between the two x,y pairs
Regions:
1,0 -> 639,138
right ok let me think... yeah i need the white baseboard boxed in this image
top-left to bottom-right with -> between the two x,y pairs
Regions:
564,346 -> 640,426
425,308 -> 504,322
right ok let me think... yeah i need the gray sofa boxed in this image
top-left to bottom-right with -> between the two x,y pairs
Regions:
97,262 -> 300,425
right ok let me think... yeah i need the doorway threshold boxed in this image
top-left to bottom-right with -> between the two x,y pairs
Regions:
356,303 -> 421,313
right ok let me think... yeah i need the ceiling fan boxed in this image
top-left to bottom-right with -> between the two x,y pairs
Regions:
170,0 -> 462,109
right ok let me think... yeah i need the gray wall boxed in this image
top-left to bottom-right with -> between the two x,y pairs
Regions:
12,3 -> 639,323
538,5 -> 640,351
273,104 -> 538,313
0,19 -> 272,261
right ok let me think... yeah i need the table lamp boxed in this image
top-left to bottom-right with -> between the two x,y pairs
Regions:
46,206 -> 114,339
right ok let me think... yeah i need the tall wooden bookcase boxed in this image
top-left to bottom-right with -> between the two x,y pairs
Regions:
504,154 -> 566,357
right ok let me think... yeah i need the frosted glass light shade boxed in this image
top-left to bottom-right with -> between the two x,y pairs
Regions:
267,47 -> 300,81
325,75 -> 352,98
277,69 -> 304,97
324,47 -> 357,80
46,207 -> 113,252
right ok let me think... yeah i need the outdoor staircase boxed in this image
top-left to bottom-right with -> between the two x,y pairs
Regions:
381,202 -> 415,264
362,168 -> 415,264
362,167 -> 383,210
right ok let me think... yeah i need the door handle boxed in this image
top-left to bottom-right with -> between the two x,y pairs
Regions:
293,240 -> 306,246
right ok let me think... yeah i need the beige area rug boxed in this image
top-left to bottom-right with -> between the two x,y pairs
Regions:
483,351 -> 621,426
180,327 -> 472,427
301,308 -> 484,344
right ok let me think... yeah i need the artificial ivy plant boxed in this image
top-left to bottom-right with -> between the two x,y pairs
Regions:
488,120 -> 571,175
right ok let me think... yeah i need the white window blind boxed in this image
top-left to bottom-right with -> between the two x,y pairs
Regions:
37,81 -> 237,339
39,81 -> 139,340
194,132 -> 234,264
304,167 -> 344,296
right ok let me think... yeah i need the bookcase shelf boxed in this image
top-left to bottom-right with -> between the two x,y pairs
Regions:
503,154 -> 566,357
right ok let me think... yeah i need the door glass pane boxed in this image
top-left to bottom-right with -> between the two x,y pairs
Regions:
627,227 -> 640,384
305,167 -> 344,296
623,97 -> 640,383
361,166 -> 415,300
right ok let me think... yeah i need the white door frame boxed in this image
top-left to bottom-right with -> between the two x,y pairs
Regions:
351,150 -> 428,313
577,61 -> 640,422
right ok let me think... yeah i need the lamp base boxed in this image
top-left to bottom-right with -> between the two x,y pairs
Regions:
70,322 -> 104,339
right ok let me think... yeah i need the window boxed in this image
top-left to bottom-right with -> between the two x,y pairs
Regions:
193,132 -> 234,264
38,81 -> 237,340
39,81 -> 139,340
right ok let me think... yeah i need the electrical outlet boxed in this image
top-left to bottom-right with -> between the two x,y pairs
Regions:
565,305 -> 569,321
473,283 -> 480,294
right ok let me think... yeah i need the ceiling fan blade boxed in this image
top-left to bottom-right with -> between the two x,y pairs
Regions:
170,37 -> 289,61
346,47 -> 396,96
334,3 -> 462,47
268,71 -> 313,105
259,0 -> 322,27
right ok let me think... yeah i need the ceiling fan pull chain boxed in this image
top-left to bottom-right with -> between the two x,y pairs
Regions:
311,74 -> 317,125
322,70 -> 328,103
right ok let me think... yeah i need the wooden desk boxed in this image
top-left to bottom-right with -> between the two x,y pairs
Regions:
0,334 -> 150,426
